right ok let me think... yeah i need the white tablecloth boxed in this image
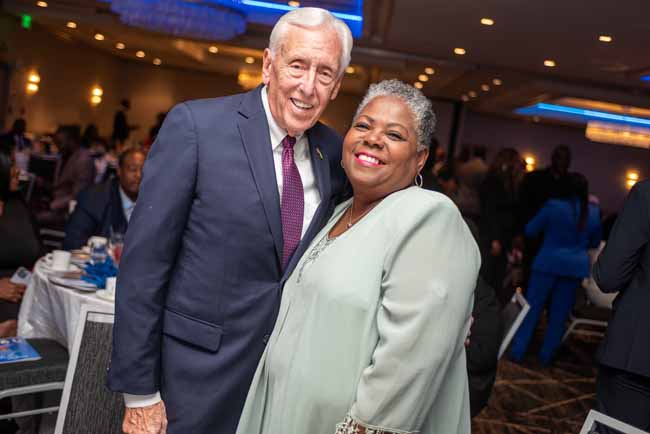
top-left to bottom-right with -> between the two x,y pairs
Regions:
17,258 -> 114,352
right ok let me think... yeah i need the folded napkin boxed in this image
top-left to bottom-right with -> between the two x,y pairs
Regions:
81,257 -> 118,288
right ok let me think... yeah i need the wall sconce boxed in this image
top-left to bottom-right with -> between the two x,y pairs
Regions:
237,70 -> 262,90
524,156 -> 536,172
626,170 -> 640,189
90,85 -> 103,106
26,71 -> 40,94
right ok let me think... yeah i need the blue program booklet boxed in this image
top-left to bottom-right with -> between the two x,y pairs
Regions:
0,337 -> 42,364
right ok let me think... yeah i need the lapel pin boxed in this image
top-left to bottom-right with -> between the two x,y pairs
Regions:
316,147 -> 324,160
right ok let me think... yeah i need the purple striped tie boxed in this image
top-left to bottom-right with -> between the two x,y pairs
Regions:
280,135 -> 304,269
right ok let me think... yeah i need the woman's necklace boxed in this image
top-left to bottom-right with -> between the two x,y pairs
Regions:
347,199 -> 380,228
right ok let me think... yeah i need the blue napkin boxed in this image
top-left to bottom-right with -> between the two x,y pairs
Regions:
81,257 -> 118,288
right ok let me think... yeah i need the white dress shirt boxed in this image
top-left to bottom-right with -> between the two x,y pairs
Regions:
124,87 -> 322,408
119,187 -> 136,222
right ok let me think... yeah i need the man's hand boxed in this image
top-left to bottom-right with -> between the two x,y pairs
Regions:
0,278 -> 26,303
122,401 -> 167,434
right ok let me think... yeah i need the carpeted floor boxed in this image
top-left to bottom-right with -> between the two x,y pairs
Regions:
473,328 -> 603,434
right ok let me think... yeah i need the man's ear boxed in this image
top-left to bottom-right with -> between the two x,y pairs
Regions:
330,76 -> 343,101
262,48 -> 273,85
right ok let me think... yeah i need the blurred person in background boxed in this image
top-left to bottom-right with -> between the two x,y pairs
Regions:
64,148 -> 145,250
479,148 -> 524,302
1,118 -> 32,172
112,99 -> 139,149
593,179 -> 650,433
510,173 -> 601,365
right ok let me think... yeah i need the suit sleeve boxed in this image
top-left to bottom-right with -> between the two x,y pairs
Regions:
593,183 -> 649,293
525,203 -> 548,238
343,194 -> 480,432
63,190 -> 98,250
107,103 -> 198,394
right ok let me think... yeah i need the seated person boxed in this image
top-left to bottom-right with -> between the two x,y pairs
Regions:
63,148 -> 145,250
0,151 -> 41,336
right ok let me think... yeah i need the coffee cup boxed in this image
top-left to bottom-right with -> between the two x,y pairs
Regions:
46,250 -> 71,271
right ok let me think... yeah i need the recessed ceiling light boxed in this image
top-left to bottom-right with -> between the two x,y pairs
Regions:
461,94 -> 469,102
480,18 -> 494,26
418,74 -> 429,82
424,67 -> 435,75
66,21 -> 77,29
136,50 -> 145,58
245,56 -> 255,64
481,84 -> 490,91
208,46 -> 219,54
345,66 -> 355,74
116,42 -> 125,50
414,82 -> 423,89
599,35 -> 613,43
288,1 -> 300,6
36,1 -> 47,7
454,47 -> 466,55
469,91 -> 478,98
492,78 -> 502,86
544,59 -> 556,67
153,58 -> 162,66
94,33 -> 105,41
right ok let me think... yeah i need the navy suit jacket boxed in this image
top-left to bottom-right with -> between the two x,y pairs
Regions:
594,180 -> 650,378
526,198 -> 601,279
107,86 -> 346,434
63,178 -> 128,250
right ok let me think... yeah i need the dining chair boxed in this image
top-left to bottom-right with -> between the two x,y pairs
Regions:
579,409 -> 650,434
498,289 -> 530,360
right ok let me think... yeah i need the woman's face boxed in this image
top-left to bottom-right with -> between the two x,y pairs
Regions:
342,95 -> 428,201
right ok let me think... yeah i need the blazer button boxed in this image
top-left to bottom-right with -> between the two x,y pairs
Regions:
262,334 -> 270,345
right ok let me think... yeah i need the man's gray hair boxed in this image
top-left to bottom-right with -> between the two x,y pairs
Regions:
354,79 -> 436,151
269,7 -> 353,76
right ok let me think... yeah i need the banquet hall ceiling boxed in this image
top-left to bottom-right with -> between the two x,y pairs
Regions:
4,0 -> 650,116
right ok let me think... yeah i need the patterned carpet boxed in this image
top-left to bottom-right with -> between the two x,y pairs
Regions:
473,329 -> 603,434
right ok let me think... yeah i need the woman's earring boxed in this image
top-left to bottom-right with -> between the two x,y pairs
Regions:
415,172 -> 423,187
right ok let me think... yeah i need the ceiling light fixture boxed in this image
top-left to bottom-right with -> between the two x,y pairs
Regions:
153,58 -> 162,66
418,74 -> 429,82
461,95 -> 469,102
28,73 -> 40,84
544,59 -> 556,67
208,45 -> 219,54
36,1 -> 47,7
136,50 -> 146,58
345,66 -> 355,74
492,78 -> 502,86
481,84 -> 490,91
66,21 -> 77,29
414,82 -> 423,90
288,1 -> 300,6
480,18 -> 494,26
116,42 -> 125,50
94,33 -> 105,41
26,83 -> 39,94
599,35 -> 613,43
469,91 -> 478,98
245,56 -> 255,64
454,47 -> 466,55
424,67 -> 435,75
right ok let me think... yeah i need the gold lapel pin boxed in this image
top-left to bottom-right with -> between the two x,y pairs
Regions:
316,148 -> 324,160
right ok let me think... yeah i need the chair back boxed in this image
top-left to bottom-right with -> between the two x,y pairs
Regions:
54,306 -> 124,434
498,291 -> 530,359
579,409 -> 650,434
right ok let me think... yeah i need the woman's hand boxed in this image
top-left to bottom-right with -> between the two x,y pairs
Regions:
0,278 -> 26,303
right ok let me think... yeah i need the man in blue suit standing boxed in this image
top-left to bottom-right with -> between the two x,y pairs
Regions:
107,8 -> 352,434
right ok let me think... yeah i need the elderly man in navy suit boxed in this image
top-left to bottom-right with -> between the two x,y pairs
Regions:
107,8 -> 352,434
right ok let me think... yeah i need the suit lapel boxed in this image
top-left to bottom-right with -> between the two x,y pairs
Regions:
237,87 -> 283,266
282,126 -> 333,280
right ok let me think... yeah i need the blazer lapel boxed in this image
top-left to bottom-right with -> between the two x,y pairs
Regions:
282,127 -> 333,280
237,87 -> 283,266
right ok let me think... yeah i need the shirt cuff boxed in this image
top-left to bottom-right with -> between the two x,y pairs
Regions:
123,392 -> 162,408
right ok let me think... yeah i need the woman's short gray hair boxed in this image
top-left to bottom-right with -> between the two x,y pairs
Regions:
269,7 -> 353,76
354,79 -> 436,151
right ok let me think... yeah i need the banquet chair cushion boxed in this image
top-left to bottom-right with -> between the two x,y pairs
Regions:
0,339 -> 69,391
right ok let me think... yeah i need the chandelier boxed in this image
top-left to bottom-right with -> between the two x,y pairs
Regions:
109,0 -> 247,40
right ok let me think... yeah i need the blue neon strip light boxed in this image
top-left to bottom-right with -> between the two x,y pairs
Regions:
640,75 -> 650,82
516,103 -> 650,127
240,0 -> 363,21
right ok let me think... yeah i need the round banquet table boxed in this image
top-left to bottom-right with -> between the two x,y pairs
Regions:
17,258 -> 114,352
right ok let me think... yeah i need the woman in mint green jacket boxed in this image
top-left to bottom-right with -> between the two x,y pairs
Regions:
236,80 -> 481,434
